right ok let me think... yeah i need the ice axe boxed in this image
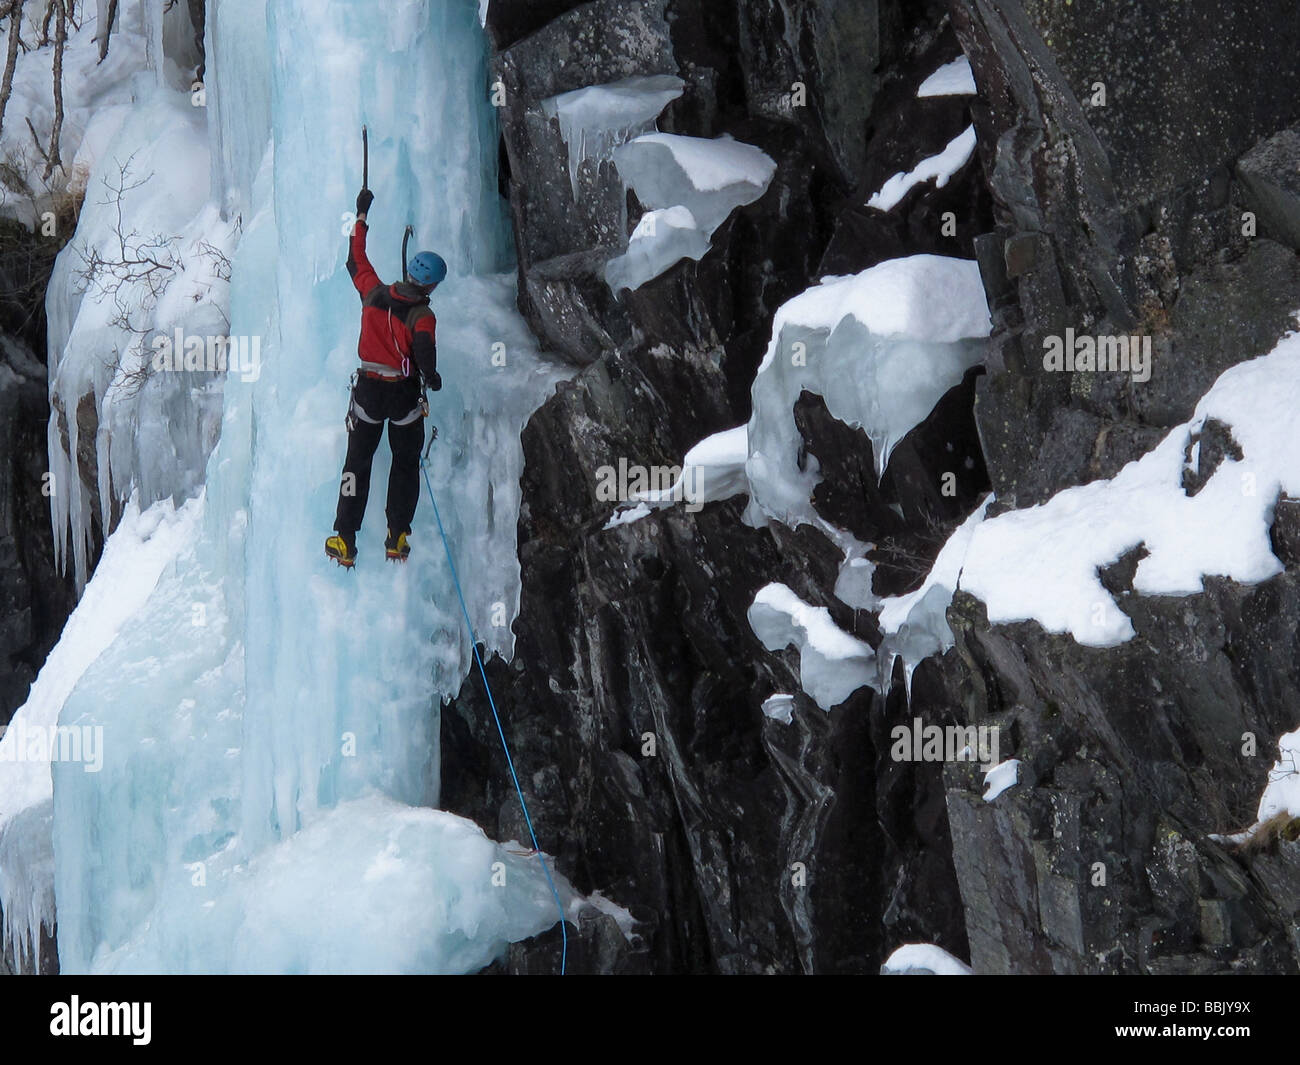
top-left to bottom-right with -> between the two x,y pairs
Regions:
402,223 -> 413,282
361,124 -> 368,192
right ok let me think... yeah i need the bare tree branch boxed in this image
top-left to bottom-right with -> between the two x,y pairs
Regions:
42,0 -> 65,179
73,156 -> 182,339
24,114 -> 47,162
0,1 -> 26,140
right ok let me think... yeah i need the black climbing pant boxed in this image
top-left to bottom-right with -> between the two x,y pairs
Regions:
333,374 -> 425,542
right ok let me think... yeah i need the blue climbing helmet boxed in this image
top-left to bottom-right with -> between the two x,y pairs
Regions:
408,250 -> 447,286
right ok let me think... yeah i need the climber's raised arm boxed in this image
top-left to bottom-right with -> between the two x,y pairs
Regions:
347,188 -> 381,297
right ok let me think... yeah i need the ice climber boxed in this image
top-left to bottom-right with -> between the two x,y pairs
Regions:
325,187 -> 447,568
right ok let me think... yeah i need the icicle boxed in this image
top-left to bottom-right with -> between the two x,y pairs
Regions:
539,75 -> 684,199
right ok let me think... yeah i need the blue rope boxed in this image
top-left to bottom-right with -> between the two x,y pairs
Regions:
418,455 -> 567,975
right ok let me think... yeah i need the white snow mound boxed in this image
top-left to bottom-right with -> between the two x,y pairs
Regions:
745,255 -> 990,532
747,583 -> 874,710
882,942 -> 973,975
917,57 -> 977,98
878,323 -> 1300,676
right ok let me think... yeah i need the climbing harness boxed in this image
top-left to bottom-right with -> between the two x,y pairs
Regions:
418,455 -> 568,975
345,370 -> 368,432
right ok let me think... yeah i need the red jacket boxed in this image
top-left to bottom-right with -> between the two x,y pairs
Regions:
347,220 -> 437,381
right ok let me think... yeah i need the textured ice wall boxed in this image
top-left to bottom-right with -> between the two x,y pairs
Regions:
44,0 -> 572,973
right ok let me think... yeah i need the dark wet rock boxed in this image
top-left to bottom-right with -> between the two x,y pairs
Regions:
1270,498 -> 1300,570
446,0 -> 1300,974
443,328 -> 915,971
1181,418 -> 1242,497
1237,125 -> 1300,252
1098,545 -> 1149,599
820,27 -> 993,276
0,333 -> 75,726
915,0 -> 1300,974
493,0 -> 677,275
1131,240 -> 1300,429
1017,1 -> 1300,212
977,234 -> 1300,510
729,0 -> 882,186
953,0 -> 1300,508
520,248 -> 632,366
486,0 -> 588,52
504,906 -> 653,975
921,577 -> 1300,973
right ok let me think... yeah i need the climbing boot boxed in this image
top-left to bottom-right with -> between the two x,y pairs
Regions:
385,529 -> 410,562
325,533 -> 357,568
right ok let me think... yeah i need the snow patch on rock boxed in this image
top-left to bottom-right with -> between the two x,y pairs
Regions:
881,942 -> 973,974
878,323 -> 1300,675
917,57 -> 977,98
747,583 -> 874,710
540,74 -> 685,199
867,126 -> 976,211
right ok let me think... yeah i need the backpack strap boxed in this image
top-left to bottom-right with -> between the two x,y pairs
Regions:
386,308 -> 411,378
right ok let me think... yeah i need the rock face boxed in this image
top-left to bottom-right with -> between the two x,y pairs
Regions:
446,0 -> 988,974
1237,125 -> 1300,253
442,0 -> 1300,973
938,0 -> 1300,974
0,220 -> 77,726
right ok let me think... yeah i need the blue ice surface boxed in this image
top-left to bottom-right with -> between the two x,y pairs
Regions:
46,0 -> 575,973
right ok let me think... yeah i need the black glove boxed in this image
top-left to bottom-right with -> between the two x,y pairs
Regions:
427,371 -> 442,392
356,188 -> 374,217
